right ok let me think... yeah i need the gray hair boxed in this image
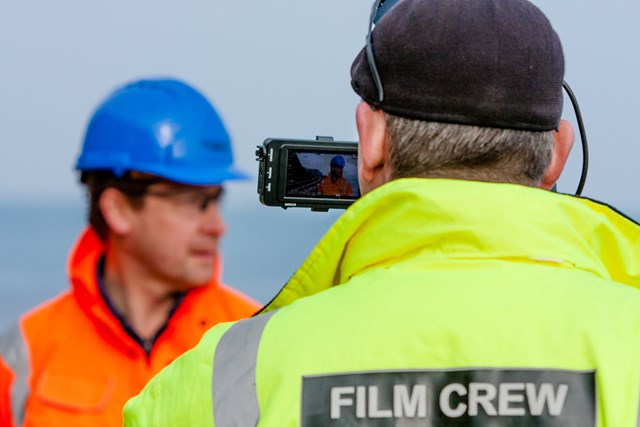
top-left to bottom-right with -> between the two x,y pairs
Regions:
385,113 -> 554,186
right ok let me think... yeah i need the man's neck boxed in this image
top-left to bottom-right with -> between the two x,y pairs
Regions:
100,254 -> 182,342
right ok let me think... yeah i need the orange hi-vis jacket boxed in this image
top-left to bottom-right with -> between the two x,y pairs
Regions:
317,175 -> 353,197
0,227 -> 260,427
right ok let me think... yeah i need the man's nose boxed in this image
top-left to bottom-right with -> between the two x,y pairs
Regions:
200,203 -> 226,236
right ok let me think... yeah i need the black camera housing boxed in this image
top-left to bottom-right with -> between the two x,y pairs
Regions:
256,136 -> 359,211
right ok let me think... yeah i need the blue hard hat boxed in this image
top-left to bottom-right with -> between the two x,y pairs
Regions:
75,78 -> 248,185
330,155 -> 346,168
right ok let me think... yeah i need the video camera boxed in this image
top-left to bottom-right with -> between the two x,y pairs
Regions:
256,136 -> 359,211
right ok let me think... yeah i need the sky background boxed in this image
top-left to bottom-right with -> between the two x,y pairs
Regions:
0,0 -> 639,318
1,0 -> 639,213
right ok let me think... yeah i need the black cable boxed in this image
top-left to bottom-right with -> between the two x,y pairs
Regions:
562,81 -> 589,196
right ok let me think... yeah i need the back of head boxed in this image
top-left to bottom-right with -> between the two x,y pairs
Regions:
351,0 -> 565,131
76,77 -> 246,185
350,0 -> 565,186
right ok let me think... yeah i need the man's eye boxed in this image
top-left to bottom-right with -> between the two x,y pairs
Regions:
182,192 -> 204,205
199,192 -> 223,210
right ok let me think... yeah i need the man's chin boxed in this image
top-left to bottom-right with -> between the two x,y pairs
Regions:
182,269 -> 214,289
177,280 -> 211,293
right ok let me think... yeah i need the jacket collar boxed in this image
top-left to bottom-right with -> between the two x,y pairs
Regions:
263,178 -> 640,312
67,227 -> 223,336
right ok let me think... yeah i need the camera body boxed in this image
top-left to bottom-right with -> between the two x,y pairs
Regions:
256,136 -> 359,211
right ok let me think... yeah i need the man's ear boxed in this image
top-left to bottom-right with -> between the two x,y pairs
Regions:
355,101 -> 389,194
541,119 -> 575,190
99,188 -> 135,236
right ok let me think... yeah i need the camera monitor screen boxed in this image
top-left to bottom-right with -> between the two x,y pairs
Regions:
285,149 -> 359,199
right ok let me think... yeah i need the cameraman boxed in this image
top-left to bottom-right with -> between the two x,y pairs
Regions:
124,0 -> 640,425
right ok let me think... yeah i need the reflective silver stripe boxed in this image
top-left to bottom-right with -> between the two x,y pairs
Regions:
637,387 -> 640,427
212,310 -> 277,426
0,323 -> 30,427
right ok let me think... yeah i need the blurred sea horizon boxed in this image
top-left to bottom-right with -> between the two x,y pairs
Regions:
1,199 -> 638,331
0,199 -> 341,331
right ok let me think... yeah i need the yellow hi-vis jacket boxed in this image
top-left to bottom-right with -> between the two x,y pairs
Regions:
124,179 -> 640,426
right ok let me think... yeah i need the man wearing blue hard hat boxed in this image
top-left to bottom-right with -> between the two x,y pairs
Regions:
0,77 -> 260,427
317,155 -> 354,197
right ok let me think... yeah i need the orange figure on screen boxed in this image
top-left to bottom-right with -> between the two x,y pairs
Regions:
317,155 -> 353,196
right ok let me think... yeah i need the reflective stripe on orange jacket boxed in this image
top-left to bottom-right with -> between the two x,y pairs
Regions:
0,227 -> 260,427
